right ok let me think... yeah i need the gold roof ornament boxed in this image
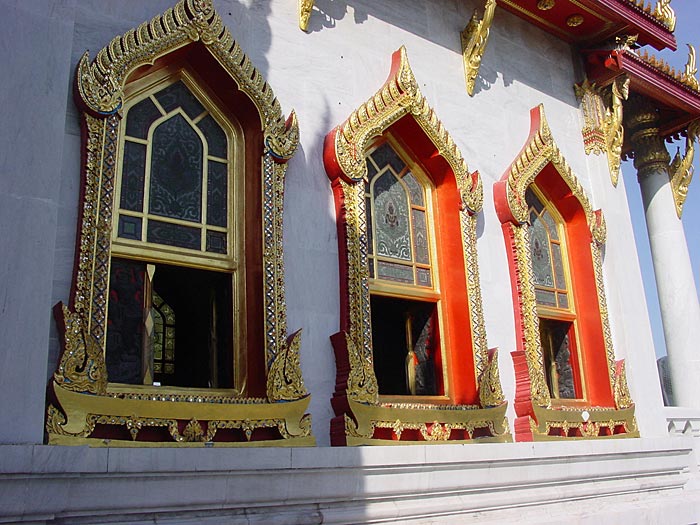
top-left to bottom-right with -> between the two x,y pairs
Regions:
653,0 -> 676,32
682,44 -> 699,91
298,0 -> 315,32
670,119 -> 700,218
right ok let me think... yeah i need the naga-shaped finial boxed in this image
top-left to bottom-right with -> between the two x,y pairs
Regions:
682,44 -> 699,91
670,120 -> 700,218
654,0 -> 676,32
603,75 -> 630,186
460,0 -> 497,96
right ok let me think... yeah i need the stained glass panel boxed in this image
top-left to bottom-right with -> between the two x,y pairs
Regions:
366,197 -> 373,255
558,292 -> 568,309
147,220 -> 200,250
207,161 -> 227,227
526,188 -> 544,213
150,114 -> 203,222
377,260 -> 414,284
542,210 -> 558,240
126,97 -> 161,139
416,267 -> 432,287
206,230 -> 227,254
412,209 -> 429,264
530,217 -> 554,288
403,172 -> 424,206
371,142 -> 406,174
535,288 -> 557,307
154,80 -> 205,119
198,114 -> 227,159
120,141 -> 146,212
373,172 -> 412,261
118,215 -> 142,240
552,243 -> 566,289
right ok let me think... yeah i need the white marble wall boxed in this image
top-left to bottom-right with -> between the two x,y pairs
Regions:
1,0 -> 667,446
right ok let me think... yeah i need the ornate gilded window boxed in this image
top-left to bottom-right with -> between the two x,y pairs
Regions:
46,0 -> 312,447
365,140 -> 440,397
107,70 -> 245,391
324,47 -> 509,446
494,104 -> 636,441
526,187 -> 583,401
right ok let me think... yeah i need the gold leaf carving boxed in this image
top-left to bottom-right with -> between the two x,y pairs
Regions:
267,330 -> 310,402
298,0 -> 315,32
461,0 -> 496,97
478,349 -> 506,408
669,119 -> 699,218
603,76 -> 630,186
614,360 -> 634,410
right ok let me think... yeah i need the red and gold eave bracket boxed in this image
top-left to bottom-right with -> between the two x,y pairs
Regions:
583,48 -> 700,140
497,0 -> 676,50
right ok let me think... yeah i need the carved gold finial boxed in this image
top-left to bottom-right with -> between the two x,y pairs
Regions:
670,120 -> 700,218
682,44 -> 699,91
654,0 -> 676,32
603,75 -> 630,186
298,0 -> 315,32
460,0 -> 496,97
615,34 -> 638,50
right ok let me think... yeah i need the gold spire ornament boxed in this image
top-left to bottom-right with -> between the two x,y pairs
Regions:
670,120 -> 700,218
461,0 -> 497,96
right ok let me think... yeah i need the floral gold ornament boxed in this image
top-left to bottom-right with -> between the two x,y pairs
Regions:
566,14 -> 584,27
494,104 -> 637,441
47,0 -> 313,447
574,79 -> 607,155
324,47 -> 509,445
461,0 -> 497,97
537,0 -> 555,10
669,119 -> 700,218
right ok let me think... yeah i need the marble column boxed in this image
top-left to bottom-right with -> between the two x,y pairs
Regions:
626,96 -> 700,409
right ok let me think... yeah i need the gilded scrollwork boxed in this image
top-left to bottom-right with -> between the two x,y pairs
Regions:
681,44 -> 699,91
653,0 -> 676,32
478,349 -> 506,408
614,360 -> 634,410
48,0 -> 312,446
574,79 -> 607,156
461,0 -> 497,97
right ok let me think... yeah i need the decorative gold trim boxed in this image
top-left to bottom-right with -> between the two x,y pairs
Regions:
478,348 -> 505,408
298,0 -> 315,32
634,47 -> 700,94
500,105 -> 636,437
460,0 -> 496,97
49,0 -> 312,446
669,119 -> 699,218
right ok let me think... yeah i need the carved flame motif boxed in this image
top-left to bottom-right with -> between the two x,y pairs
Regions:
670,119 -> 700,218
461,0 -> 497,97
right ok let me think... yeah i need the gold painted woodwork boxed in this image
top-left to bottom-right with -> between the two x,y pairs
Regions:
529,404 -> 638,440
669,119 -> 700,218
49,0 -> 312,446
298,0 -> 315,32
603,75 -> 630,186
503,105 -> 636,437
634,48 -> 700,94
330,47 -> 507,443
460,0 -> 496,97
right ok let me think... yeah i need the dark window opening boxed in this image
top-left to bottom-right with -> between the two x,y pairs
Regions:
539,318 -> 580,399
106,258 -> 234,389
370,295 -> 438,396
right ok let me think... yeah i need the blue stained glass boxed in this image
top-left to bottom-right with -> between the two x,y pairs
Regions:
403,172 -> 424,206
207,161 -> 227,227
118,215 -> 142,240
154,81 -> 205,119
149,114 -> 203,223
198,115 -> 227,159
370,142 -> 406,175
126,97 -> 161,139
120,141 -> 146,212
530,216 -> 554,288
206,231 -> 227,254
412,209 -> 429,264
147,220 -> 200,250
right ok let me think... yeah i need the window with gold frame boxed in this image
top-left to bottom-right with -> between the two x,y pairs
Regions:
526,185 -> 584,401
365,138 -> 443,398
107,66 -> 246,393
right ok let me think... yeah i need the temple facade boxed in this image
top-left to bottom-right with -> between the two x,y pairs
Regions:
2,0 -> 700,522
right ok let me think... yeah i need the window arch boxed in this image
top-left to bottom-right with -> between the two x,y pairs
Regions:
493,104 -> 636,441
324,47 -> 509,446
46,0 -> 313,447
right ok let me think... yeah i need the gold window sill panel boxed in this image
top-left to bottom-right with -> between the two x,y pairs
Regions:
529,403 -> 638,441
345,398 -> 511,444
48,382 -> 313,447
